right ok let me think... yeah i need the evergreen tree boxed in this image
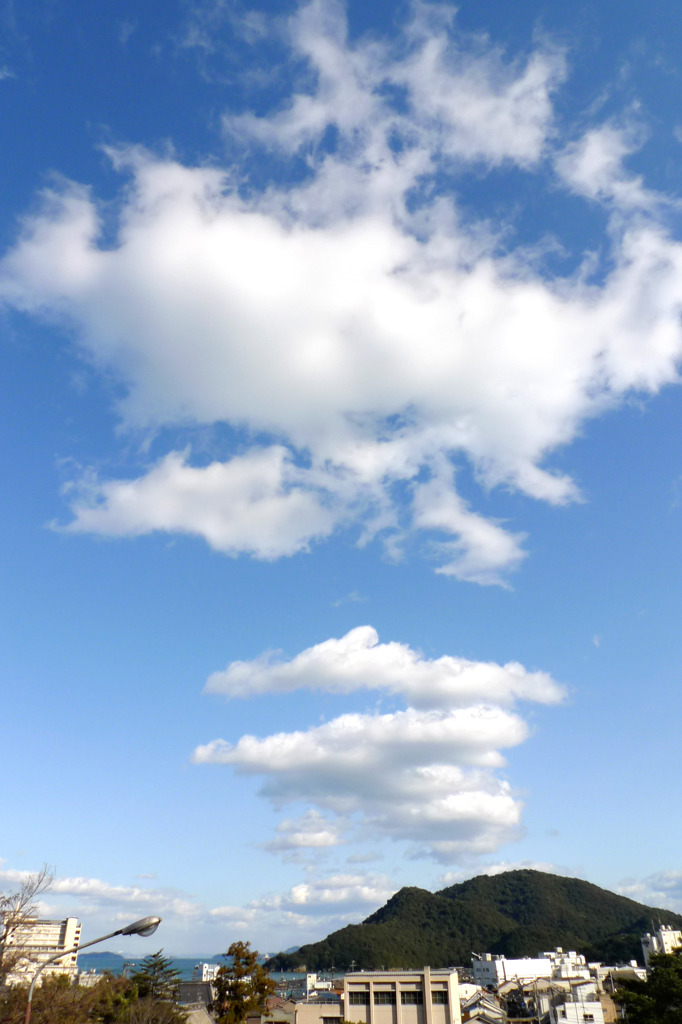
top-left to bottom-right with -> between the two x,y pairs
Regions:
214,941 -> 276,1024
131,949 -> 181,1002
615,950 -> 682,1023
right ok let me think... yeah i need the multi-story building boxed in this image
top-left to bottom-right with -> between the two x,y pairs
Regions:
641,924 -> 682,969
472,948 -> 612,989
472,953 -> 552,988
192,962 -> 221,982
1,916 -> 81,985
342,968 -> 462,1024
542,949 -> 591,981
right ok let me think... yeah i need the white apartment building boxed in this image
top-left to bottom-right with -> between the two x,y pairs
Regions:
472,948 -> 604,990
641,924 -> 682,969
342,968 -> 462,1024
306,973 -> 333,993
2,916 -> 81,985
193,962 -> 221,982
549,1000 -> 605,1024
472,954 -> 552,988
542,949 -> 591,981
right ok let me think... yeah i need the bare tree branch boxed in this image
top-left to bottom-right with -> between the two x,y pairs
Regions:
0,866 -> 55,986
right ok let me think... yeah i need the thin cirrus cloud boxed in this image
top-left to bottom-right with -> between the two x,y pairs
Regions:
2,2 -> 682,584
194,627 -> 565,863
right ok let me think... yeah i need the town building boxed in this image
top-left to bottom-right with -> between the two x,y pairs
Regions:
342,968 -> 462,1024
472,948 -> 616,990
1,915 -> 81,985
542,950 -> 591,981
192,962 -> 221,982
472,954 -> 552,988
641,924 -> 682,969
549,999 -> 605,1024
307,973 -> 333,994
459,986 -> 504,1023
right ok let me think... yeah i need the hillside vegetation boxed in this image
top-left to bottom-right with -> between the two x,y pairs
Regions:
267,870 -> 682,971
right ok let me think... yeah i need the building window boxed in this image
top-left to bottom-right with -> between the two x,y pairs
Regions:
323,1017 -> 339,1022
374,992 -> 397,1005
431,991 -> 448,1004
401,992 -> 424,1005
349,992 -> 370,1005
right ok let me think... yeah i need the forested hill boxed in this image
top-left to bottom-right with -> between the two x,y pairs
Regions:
267,870 -> 682,971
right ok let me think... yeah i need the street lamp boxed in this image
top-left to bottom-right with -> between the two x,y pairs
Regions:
24,915 -> 161,1024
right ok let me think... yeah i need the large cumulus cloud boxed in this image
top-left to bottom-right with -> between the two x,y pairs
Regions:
2,3 -> 680,583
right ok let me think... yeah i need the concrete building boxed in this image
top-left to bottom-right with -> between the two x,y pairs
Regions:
542,949 -> 591,981
2,915 -> 81,985
472,947 -> 613,990
295,999 -> 343,1024
549,999 -> 605,1024
305,974 -> 331,991
192,962 -> 220,982
342,968 -> 462,1024
641,924 -> 682,969
472,954 -> 552,988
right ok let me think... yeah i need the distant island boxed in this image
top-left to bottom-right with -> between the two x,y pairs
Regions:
267,869 -> 682,971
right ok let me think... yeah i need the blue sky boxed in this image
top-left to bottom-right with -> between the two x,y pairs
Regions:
2,0 -> 682,957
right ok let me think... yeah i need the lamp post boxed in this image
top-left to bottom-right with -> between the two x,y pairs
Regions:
24,915 -> 161,1024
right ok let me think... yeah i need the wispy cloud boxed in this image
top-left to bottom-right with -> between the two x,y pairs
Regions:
0,862 -> 202,922
617,870 -> 682,913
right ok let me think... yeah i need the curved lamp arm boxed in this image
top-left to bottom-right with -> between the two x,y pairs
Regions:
24,916 -> 161,1024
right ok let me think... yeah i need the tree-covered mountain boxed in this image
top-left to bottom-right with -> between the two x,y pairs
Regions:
267,870 -> 682,971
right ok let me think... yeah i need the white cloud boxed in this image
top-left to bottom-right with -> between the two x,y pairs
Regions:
64,447 -> 337,559
228,0 -> 565,168
205,624 -> 564,708
197,628 -> 565,861
263,811 -> 345,853
50,875 -> 201,918
617,870 -> 682,913
210,869 -> 393,934
195,710 -> 528,861
197,628 -> 563,861
1,3 -> 682,583
555,122 -> 655,209
438,860 -> 558,886
0,863 -> 201,921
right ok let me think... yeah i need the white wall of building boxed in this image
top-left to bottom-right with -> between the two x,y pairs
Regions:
2,916 -> 81,985
549,1000 -> 605,1024
193,962 -> 221,982
472,955 -> 552,988
343,968 -> 461,1024
641,925 -> 682,969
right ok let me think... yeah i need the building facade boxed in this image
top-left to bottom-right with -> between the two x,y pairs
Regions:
641,924 -> 682,969
2,916 -> 81,985
472,954 -> 552,988
192,962 -> 221,982
343,968 -> 462,1024
549,1000 -> 605,1024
